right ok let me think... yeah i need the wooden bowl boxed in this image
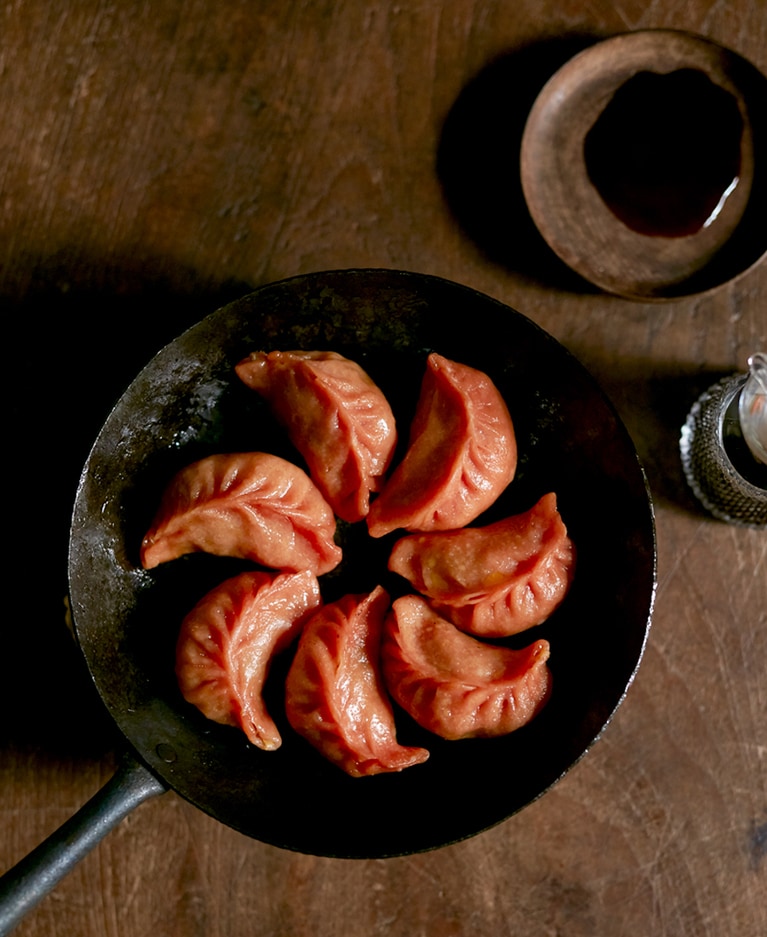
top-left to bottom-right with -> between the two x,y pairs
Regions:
520,30 -> 767,300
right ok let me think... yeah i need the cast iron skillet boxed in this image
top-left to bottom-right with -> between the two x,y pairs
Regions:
0,269 -> 656,932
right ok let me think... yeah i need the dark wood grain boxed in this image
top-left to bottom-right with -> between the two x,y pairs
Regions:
1,2 -> 765,936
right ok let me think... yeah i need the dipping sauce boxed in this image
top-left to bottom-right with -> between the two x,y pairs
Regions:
584,68 -> 744,237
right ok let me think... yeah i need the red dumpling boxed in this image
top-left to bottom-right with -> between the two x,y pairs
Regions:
140,452 -> 342,574
388,493 -> 575,637
284,586 -> 430,777
235,350 -> 398,523
176,570 -> 322,750
381,595 -> 552,741
366,353 -> 517,538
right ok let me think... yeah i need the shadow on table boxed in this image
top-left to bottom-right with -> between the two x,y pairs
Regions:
436,33 -> 603,293
2,253 -> 252,761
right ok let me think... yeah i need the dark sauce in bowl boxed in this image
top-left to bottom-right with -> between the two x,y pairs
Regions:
584,69 -> 744,237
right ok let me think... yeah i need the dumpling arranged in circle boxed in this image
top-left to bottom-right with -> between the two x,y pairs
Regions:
176,569 -> 322,751
366,353 -> 517,538
381,595 -> 552,741
236,350 -> 397,523
285,586 -> 430,777
140,451 -> 342,575
388,493 -> 575,637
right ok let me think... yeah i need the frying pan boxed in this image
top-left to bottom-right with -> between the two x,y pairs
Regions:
0,269 -> 656,932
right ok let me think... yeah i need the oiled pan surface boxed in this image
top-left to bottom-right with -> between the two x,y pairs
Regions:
68,269 -> 656,858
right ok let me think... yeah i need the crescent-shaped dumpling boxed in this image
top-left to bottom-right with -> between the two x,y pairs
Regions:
175,570 -> 322,750
235,350 -> 398,522
366,353 -> 516,538
381,595 -> 551,740
140,452 -> 342,574
388,493 -> 575,637
284,586 -> 430,777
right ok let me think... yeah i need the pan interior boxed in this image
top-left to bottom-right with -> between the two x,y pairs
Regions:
68,269 -> 656,858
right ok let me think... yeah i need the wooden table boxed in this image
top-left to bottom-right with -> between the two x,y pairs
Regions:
2,2 -> 765,935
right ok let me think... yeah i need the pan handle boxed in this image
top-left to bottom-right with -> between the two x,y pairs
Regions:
0,754 -> 166,936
